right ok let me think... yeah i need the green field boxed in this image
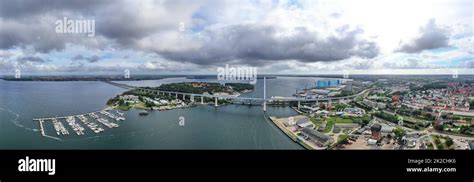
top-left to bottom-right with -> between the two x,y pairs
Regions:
454,114 -> 474,119
328,117 -> 354,124
323,116 -> 355,133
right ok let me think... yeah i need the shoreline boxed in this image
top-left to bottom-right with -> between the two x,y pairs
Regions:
266,115 -> 314,150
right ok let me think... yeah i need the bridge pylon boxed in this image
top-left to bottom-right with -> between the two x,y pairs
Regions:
263,76 -> 267,112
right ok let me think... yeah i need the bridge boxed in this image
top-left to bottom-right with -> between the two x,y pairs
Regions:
102,78 -> 369,112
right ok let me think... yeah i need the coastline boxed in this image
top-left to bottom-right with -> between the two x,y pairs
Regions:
267,115 -> 314,150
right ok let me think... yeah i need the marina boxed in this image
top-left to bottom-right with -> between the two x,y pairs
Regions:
32,109 -> 125,137
100,110 -> 125,121
82,114 -> 104,133
51,118 -> 69,136
66,116 -> 85,135
97,118 -> 119,128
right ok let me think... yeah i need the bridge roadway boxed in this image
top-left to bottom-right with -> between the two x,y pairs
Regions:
101,80 -> 370,110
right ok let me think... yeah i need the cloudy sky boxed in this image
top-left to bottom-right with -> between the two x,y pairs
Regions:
0,0 -> 472,75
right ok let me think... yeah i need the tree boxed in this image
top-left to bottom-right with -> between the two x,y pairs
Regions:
434,124 -> 445,131
423,106 -> 433,112
441,114 -> 448,119
414,125 -> 420,130
445,138 -> 454,147
423,112 -> 435,121
412,110 -> 422,117
359,116 -> 371,126
335,104 -> 347,111
460,125 -> 470,134
319,103 -> 326,110
393,128 -> 406,140
145,102 -> 155,107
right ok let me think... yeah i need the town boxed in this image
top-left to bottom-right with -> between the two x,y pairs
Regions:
270,76 -> 474,150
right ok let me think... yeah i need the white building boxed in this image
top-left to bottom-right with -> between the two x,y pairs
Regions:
121,95 -> 139,104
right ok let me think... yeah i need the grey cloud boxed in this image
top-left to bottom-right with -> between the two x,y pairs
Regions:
17,56 -> 48,64
94,0 -> 201,46
349,60 -> 374,70
0,0 -> 111,19
396,19 -> 450,53
72,55 -> 101,63
159,24 -> 379,66
382,58 -> 435,69
0,59 -> 14,71
0,17 -> 107,53
0,0 -> 380,69
0,50 -> 12,58
464,60 -> 474,68
0,0 -> 200,53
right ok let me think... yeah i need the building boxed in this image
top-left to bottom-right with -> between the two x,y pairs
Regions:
343,108 -> 365,116
370,124 -> 382,140
367,139 -> 377,145
300,105 -> 319,113
121,95 -> 140,104
380,124 -> 394,133
318,122 -> 327,132
392,95 -> 400,102
192,83 -> 208,88
296,117 -> 314,128
334,123 -> 359,129
344,82 -> 353,92
315,110 -> 330,116
300,127 -> 334,147
377,102 -> 387,109
316,79 -> 341,88
407,139 -> 417,148
363,99 -> 386,109
310,89 -> 330,95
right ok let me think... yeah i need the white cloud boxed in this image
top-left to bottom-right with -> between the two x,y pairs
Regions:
0,0 -> 472,74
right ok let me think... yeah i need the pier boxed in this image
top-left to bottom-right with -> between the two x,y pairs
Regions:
37,119 -> 46,137
33,109 -> 126,137
51,118 -> 69,136
66,116 -> 85,135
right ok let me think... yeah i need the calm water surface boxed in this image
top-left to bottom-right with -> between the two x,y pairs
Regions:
0,77 -> 322,149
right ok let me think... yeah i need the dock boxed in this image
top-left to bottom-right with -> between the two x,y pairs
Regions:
66,116 -> 85,135
51,118 -> 69,136
37,119 -> 46,137
33,109 -> 126,137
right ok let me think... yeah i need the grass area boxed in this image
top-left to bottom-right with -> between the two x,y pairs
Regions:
337,134 -> 348,143
432,135 -> 454,150
310,117 -> 322,128
322,116 -> 356,133
328,116 -> 354,124
323,119 -> 335,133
116,105 -> 131,111
424,140 -> 434,150
132,103 -> 147,110
454,114 -> 474,119
400,114 -> 430,126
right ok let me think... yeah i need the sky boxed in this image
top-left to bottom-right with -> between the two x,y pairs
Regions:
0,0 -> 472,75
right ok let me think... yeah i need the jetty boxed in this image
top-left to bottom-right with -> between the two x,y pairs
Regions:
33,109 -> 126,137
